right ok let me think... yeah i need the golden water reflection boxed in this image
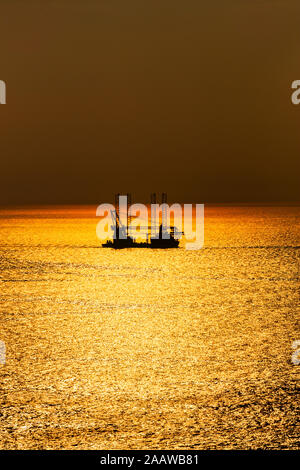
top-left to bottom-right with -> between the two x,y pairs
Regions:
0,205 -> 299,449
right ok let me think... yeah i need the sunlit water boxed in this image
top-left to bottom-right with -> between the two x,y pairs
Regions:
0,205 -> 299,449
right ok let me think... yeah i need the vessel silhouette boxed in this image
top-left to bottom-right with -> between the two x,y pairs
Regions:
102,193 -> 182,249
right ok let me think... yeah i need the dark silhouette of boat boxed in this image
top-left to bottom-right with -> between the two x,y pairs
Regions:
102,193 -> 182,249
102,227 -> 180,249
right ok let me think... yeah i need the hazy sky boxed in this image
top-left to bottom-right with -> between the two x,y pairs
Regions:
0,0 -> 299,204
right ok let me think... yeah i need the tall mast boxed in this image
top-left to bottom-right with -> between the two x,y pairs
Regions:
162,192 -> 167,231
114,193 -> 120,239
127,193 -> 131,238
150,193 -> 157,239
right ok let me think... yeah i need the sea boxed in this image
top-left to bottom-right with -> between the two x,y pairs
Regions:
0,205 -> 299,449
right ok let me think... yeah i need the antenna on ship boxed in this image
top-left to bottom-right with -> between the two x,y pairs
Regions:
127,193 -> 132,238
114,193 -> 120,239
162,192 -> 168,234
150,193 -> 157,239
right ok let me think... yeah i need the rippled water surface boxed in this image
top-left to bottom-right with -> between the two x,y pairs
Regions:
0,205 -> 299,449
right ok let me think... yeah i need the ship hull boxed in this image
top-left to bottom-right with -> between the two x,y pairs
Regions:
102,238 -> 179,249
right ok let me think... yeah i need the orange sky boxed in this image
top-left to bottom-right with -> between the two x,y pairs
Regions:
0,1 -> 300,204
